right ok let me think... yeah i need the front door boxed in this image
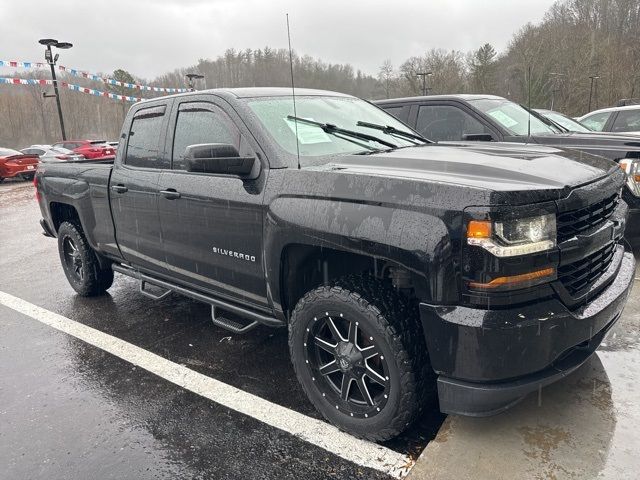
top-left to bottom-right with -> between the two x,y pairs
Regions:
158,97 -> 269,309
110,103 -> 169,274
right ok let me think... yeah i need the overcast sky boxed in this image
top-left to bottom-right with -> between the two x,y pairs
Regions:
1,0 -> 557,81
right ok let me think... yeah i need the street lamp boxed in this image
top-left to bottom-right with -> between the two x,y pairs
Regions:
39,38 -> 72,140
588,74 -> 600,112
416,71 -> 433,96
185,73 -> 205,92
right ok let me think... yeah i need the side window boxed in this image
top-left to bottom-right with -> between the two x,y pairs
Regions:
382,106 -> 409,123
611,110 -> 640,133
581,111 -> 611,131
125,108 -> 167,169
416,105 -> 490,141
171,105 -> 241,171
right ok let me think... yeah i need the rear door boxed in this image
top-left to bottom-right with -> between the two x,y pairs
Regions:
158,95 -> 269,308
109,103 -> 170,274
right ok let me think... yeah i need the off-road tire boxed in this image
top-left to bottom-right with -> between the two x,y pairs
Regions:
289,274 -> 433,442
57,221 -> 114,296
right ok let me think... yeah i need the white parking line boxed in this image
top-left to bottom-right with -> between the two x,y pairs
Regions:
0,291 -> 412,478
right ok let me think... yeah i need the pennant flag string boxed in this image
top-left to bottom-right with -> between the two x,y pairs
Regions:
0,60 -> 188,93
0,77 -> 143,102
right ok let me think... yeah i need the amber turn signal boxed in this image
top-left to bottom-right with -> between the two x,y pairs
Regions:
467,220 -> 491,239
468,267 -> 556,290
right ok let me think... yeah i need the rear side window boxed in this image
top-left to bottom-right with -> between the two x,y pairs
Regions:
417,104 -> 490,141
125,107 -> 167,169
581,111 -> 612,131
611,109 -> 640,133
382,105 -> 409,123
171,104 -> 242,171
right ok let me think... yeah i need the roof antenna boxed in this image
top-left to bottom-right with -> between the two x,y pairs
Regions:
527,64 -> 532,141
286,13 -> 301,169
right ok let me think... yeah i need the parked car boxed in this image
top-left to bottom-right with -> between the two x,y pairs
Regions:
578,105 -> 640,135
35,88 -> 635,441
533,109 -> 592,133
21,145 -> 85,162
375,94 -> 640,241
0,148 -> 40,182
52,140 -> 116,159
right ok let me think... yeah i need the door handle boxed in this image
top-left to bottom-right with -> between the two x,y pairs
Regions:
111,184 -> 128,194
160,189 -> 181,200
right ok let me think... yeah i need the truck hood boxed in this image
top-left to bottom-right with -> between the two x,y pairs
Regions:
320,143 -> 617,191
533,131 -> 640,150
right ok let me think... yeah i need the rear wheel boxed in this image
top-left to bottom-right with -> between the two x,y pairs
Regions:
57,221 -> 114,296
289,274 -> 432,442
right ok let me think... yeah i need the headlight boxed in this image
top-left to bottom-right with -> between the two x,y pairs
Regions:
467,214 -> 556,257
619,158 -> 640,197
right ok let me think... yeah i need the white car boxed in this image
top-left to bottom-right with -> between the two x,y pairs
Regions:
21,145 -> 85,162
578,105 -> 640,135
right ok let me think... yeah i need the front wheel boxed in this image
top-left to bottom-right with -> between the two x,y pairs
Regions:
289,275 -> 432,442
57,221 -> 114,296
21,173 -> 35,181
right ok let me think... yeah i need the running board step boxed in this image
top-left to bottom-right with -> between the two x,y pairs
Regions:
140,280 -> 172,300
211,306 -> 258,334
111,264 -> 285,329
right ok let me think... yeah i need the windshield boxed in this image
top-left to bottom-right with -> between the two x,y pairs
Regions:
245,96 -> 417,162
541,110 -> 591,133
469,99 -> 558,136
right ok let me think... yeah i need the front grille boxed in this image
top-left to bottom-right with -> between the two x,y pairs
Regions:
558,243 -> 616,296
557,194 -> 619,243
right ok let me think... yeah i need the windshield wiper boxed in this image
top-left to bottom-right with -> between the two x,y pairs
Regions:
521,106 -> 567,133
356,121 -> 431,144
287,116 -> 398,149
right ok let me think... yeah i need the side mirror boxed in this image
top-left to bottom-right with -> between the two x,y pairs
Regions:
184,143 -> 259,178
462,133 -> 494,142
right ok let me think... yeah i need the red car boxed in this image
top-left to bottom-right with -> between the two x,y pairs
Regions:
52,140 -> 116,160
0,148 -> 40,182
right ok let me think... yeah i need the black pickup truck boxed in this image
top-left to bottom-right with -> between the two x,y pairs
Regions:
376,94 -> 640,240
35,88 -> 636,441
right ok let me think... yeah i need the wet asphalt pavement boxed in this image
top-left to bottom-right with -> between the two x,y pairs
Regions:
0,180 -> 442,479
4,178 -> 639,480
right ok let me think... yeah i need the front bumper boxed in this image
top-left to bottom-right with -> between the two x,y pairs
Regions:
420,246 -> 636,416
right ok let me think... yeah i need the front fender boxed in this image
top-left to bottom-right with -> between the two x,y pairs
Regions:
264,195 -> 459,314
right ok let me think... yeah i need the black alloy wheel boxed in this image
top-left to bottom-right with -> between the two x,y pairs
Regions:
289,274 -> 432,442
306,311 -> 390,419
57,221 -> 114,296
62,236 -> 84,282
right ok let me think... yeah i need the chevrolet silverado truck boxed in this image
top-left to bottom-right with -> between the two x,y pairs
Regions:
376,94 -> 640,241
35,88 -> 636,441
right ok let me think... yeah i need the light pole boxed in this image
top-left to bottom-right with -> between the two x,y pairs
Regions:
185,73 -> 205,92
39,38 -> 72,141
588,75 -> 600,112
416,71 -> 433,96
